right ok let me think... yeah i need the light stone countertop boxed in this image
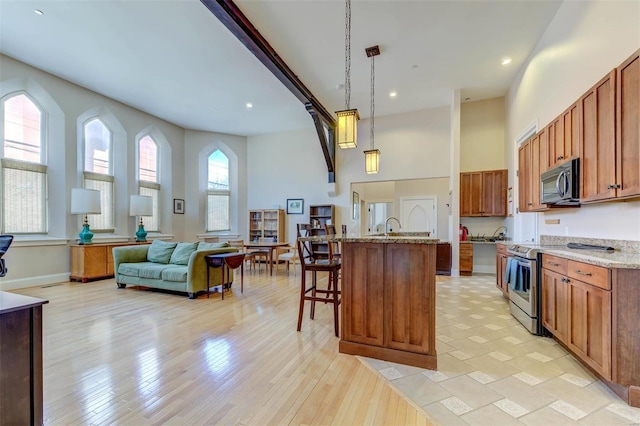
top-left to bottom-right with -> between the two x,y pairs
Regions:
299,234 -> 439,245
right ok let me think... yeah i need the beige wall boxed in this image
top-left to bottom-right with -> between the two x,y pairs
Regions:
460,97 -> 505,172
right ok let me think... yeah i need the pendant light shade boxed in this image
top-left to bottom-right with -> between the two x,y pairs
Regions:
364,45 -> 380,174
336,109 -> 359,148
337,0 -> 358,149
364,149 -> 380,174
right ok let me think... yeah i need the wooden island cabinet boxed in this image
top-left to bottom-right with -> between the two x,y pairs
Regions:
339,236 -> 438,369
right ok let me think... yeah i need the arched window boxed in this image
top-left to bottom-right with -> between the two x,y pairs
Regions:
83,117 -> 114,231
138,134 -> 159,232
1,92 -> 47,233
207,150 -> 230,231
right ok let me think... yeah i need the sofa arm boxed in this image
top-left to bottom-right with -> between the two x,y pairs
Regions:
112,245 -> 150,280
187,247 -> 238,293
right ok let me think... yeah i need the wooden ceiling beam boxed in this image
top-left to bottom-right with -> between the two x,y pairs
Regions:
200,0 -> 337,181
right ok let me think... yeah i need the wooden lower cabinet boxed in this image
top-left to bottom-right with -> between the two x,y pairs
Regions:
70,242 -> 147,282
459,242 -> 473,276
541,268 -> 569,345
495,243 -> 509,297
567,278 -> 611,380
339,241 -> 437,369
540,254 -> 640,394
436,242 -> 451,275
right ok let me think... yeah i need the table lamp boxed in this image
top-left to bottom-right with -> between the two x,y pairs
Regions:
130,195 -> 153,242
71,188 -> 101,244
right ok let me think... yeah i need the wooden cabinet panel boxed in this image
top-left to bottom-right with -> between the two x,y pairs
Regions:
616,49 -> 640,199
460,172 -> 482,216
341,242 -> 384,346
495,244 -> 508,297
518,140 -> 532,212
541,254 -> 568,276
568,278 -> 612,380
567,260 -> 610,290
459,243 -> 473,276
384,244 -> 435,354
580,70 -> 617,202
482,169 -> 507,216
547,117 -> 564,169
561,102 -> 580,165
461,169 -> 507,216
531,132 -> 547,210
541,268 -> 569,344
436,242 -> 451,275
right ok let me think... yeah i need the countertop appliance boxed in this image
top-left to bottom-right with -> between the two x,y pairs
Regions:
541,158 -> 580,205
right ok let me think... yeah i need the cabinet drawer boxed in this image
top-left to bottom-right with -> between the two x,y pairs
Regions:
496,243 -> 508,256
568,261 -> 610,290
541,254 -> 568,275
460,243 -> 473,254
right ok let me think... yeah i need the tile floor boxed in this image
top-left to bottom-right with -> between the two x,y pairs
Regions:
361,275 -> 640,425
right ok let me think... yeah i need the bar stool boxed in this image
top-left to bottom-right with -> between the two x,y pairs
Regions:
296,236 -> 341,337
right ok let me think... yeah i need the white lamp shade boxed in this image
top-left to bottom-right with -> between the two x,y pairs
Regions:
129,195 -> 153,217
71,188 -> 101,214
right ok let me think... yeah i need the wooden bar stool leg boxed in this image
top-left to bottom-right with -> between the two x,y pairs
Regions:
332,270 -> 340,337
310,271 -> 317,320
297,270 -> 307,332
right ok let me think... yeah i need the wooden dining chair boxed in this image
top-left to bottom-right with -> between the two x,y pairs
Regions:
296,232 -> 341,337
275,244 -> 298,275
324,223 -> 341,263
227,239 -> 256,271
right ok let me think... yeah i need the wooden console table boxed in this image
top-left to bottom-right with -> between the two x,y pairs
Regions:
70,241 -> 148,282
0,291 -> 48,425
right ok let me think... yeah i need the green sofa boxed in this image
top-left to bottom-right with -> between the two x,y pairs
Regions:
112,240 -> 237,299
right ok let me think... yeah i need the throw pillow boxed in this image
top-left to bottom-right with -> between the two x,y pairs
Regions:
147,240 -> 178,264
169,242 -> 198,265
198,241 -> 229,250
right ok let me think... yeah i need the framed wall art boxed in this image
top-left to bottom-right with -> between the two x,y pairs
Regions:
173,198 -> 185,214
286,198 -> 304,215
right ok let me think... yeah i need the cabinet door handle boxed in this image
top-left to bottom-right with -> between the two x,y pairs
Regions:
574,270 -> 593,276
561,277 -> 568,283
557,156 -> 563,161
547,261 -> 560,267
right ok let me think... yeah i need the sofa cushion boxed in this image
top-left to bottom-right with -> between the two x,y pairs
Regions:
169,242 -> 198,265
198,241 -> 229,250
118,262 -> 152,277
162,267 -> 188,282
147,240 -> 177,264
136,263 -> 172,280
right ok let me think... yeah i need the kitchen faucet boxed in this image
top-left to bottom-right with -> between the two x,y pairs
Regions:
385,217 -> 402,236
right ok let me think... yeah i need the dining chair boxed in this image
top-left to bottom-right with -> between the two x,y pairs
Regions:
324,223 -> 341,263
296,236 -> 341,337
251,236 -> 274,271
275,244 -> 298,275
227,239 -> 257,271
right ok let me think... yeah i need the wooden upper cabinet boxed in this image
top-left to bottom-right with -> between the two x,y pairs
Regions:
518,139 -> 532,213
561,102 -> 580,165
482,169 -> 508,216
461,169 -> 507,216
546,117 -> 562,169
580,70 -> 617,202
616,48 -> 640,199
460,172 -> 482,216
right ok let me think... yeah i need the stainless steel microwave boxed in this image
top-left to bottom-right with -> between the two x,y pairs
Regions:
541,159 -> 580,205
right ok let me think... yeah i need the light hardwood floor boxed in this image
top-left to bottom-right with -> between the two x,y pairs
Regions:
15,267 -> 437,425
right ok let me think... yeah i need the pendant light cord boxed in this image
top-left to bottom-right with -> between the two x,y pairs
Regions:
345,0 -> 351,109
370,54 -> 375,149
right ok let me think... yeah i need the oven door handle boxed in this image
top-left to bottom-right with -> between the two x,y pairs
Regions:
517,261 -> 531,268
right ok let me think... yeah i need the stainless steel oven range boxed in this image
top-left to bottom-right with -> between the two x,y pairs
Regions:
506,244 -> 544,335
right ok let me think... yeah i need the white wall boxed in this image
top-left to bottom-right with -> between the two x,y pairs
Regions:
506,0 -> 640,241
461,97 -> 506,172
0,55 -> 186,290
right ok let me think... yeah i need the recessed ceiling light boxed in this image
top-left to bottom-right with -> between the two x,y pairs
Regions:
389,91 -> 397,98
34,9 -> 44,15
501,58 -> 512,66
245,102 -> 253,109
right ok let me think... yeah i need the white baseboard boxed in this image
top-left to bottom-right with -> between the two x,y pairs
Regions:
0,273 -> 69,291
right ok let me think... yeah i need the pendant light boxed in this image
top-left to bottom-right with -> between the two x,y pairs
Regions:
364,45 -> 380,174
336,0 -> 359,149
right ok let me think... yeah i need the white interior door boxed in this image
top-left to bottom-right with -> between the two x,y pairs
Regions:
400,196 -> 437,237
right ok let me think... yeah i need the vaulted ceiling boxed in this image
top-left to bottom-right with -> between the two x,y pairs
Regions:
0,0 -> 563,136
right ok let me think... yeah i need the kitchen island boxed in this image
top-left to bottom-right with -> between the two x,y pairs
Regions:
337,234 -> 439,369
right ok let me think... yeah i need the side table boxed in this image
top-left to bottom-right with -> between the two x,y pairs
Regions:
204,253 -> 245,299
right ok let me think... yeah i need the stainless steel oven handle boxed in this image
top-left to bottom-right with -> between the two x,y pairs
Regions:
517,261 -> 531,268
556,172 -> 564,197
